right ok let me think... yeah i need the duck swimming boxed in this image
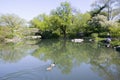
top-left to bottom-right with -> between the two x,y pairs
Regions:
46,66 -> 52,71
51,63 -> 55,67
46,63 -> 55,71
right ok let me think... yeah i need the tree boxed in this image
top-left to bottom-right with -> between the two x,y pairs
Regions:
30,14 -> 50,31
90,1 -> 107,17
0,14 -> 26,40
87,15 -> 109,34
91,0 -> 120,21
0,14 -> 26,28
71,12 -> 91,33
108,21 -> 120,37
50,1 -> 72,39
30,14 -> 54,39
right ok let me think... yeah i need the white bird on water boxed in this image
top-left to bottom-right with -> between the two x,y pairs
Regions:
46,66 -> 52,71
46,63 -> 55,71
51,63 -> 55,67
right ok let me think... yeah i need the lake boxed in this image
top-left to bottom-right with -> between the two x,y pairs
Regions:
0,39 -> 120,80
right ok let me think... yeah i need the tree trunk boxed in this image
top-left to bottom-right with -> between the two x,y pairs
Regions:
107,1 -> 110,21
63,31 -> 66,39
63,26 -> 66,39
60,25 -> 66,39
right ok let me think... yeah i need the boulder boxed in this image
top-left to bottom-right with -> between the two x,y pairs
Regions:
71,39 -> 84,43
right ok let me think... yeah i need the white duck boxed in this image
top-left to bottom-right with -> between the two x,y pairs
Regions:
51,63 -> 55,67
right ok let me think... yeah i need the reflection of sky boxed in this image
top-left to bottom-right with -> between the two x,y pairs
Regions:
50,63 -> 102,80
0,40 -> 120,80
0,55 -> 50,77
0,57 -> 103,80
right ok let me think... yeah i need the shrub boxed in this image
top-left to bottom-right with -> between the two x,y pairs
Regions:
98,32 -> 108,38
0,36 -> 4,42
67,32 -> 78,39
91,33 -> 99,41
41,30 -> 60,39
51,33 -> 59,39
5,34 -> 14,39
108,21 -> 120,38
91,33 -> 98,38
111,40 -> 120,46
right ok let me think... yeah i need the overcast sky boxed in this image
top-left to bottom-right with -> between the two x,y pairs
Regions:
0,0 -> 94,21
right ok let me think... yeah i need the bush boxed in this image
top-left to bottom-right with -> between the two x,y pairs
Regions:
91,33 -> 98,38
51,33 -> 59,39
0,27 -> 14,40
41,30 -> 52,39
41,30 -> 59,39
98,32 -> 108,38
67,33 -> 77,39
111,33 -> 120,38
5,34 -> 14,39
108,22 -> 120,38
111,40 -> 120,46
91,33 -> 99,41
0,36 -> 4,42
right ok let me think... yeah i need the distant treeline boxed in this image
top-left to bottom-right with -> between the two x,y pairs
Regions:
0,1 -> 120,41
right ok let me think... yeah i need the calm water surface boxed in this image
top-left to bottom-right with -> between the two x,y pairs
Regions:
0,40 -> 120,80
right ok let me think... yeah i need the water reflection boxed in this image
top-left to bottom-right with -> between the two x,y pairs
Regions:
0,40 -> 120,80
0,40 -> 39,63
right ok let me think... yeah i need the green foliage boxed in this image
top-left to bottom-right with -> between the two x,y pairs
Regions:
99,12 -> 108,17
5,34 -> 14,39
0,37 -> 4,42
67,33 -> 76,39
91,0 -> 120,21
0,14 -> 26,28
0,1 -> 119,40
41,30 -> 59,39
49,15 -> 62,31
0,14 -> 27,41
110,32 -> 120,38
41,30 -> 52,39
87,14 -> 120,39
111,40 -> 120,46
30,14 -> 50,31
50,1 -> 73,39
108,21 -> 120,37
30,2 -> 74,39
29,1 -> 120,40
71,12 -> 91,33
98,32 -> 108,38
51,33 -> 60,39
0,26 -> 13,41
87,15 -> 109,34
91,33 -> 98,38
30,14 -> 55,39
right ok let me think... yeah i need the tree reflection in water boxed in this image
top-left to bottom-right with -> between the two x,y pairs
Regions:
0,39 -> 120,80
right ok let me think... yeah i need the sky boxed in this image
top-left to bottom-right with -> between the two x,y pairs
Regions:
0,0 -> 94,21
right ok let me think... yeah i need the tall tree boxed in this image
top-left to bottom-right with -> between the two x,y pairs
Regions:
0,14 -> 25,28
87,15 -> 109,34
30,14 -> 54,39
71,12 -> 91,33
50,1 -> 72,39
0,14 -> 26,35
30,14 -> 50,31
0,14 -> 26,39
91,0 -> 120,21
